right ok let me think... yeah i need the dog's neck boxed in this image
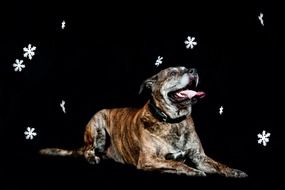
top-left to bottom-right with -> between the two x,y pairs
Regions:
148,98 -> 187,123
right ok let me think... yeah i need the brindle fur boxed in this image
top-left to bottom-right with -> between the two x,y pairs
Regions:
40,67 -> 247,177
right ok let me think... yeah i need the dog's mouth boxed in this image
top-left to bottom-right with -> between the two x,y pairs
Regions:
168,80 -> 205,103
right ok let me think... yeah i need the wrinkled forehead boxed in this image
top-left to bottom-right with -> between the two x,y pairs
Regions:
160,66 -> 188,75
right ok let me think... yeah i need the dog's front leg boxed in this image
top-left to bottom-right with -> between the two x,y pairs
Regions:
185,129 -> 247,177
190,152 -> 248,178
137,155 -> 206,176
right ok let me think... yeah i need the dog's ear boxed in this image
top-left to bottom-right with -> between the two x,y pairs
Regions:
139,74 -> 158,94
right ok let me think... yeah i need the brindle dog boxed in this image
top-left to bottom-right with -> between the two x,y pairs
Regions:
40,66 -> 247,177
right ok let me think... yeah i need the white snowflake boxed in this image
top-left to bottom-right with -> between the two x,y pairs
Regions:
257,130 -> 270,146
23,44 -> 36,60
219,106 -> 223,115
13,59 -> 25,72
258,12 -> 264,26
155,56 -> 163,67
60,100 -> 66,113
184,36 -> 197,49
61,20 -> 66,29
24,127 -> 37,140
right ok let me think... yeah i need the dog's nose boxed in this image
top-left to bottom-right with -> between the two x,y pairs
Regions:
189,68 -> 197,75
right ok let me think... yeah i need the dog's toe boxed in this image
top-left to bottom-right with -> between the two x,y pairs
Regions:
226,169 -> 248,178
192,169 -> 207,177
236,170 -> 248,178
198,171 -> 207,177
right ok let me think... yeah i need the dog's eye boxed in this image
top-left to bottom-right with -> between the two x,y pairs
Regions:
169,71 -> 177,77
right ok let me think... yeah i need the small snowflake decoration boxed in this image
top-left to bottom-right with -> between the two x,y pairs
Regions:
219,106 -> 223,115
258,12 -> 264,26
61,20 -> 66,29
60,100 -> 66,113
24,127 -> 37,140
184,36 -> 197,49
13,59 -> 25,72
257,130 -> 270,146
155,56 -> 163,67
23,44 -> 36,60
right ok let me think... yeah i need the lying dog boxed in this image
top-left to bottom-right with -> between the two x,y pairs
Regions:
40,66 -> 247,177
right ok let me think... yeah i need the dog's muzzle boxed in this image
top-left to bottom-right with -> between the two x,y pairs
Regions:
168,68 -> 205,103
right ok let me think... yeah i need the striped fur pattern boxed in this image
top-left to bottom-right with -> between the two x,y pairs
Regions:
40,66 -> 247,177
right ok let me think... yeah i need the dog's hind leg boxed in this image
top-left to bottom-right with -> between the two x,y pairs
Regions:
83,111 -> 107,164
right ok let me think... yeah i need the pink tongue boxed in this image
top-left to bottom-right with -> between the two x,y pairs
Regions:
177,90 -> 205,99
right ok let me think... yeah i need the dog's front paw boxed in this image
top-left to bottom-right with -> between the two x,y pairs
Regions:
197,170 -> 207,177
190,169 -> 207,177
224,168 -> 248,178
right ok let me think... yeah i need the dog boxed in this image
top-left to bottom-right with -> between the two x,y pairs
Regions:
40,66 -> 247,177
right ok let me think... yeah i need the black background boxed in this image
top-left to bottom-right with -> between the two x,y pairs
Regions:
1,2 -> 284,190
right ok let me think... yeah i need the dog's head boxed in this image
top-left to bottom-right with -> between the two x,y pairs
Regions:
140,66 -> 205,118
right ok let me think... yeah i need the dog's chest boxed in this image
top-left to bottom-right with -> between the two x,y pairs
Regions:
166,125 -> 190,150
147,122 -> 190,150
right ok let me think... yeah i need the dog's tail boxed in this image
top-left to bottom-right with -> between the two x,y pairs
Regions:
39,147 -> 84,157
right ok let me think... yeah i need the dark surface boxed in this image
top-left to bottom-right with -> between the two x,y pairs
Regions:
1,2 -> 284,190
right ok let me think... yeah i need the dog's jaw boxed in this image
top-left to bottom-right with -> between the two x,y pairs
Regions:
154,69 -> 204,119
151,73 -> 192,119
156,91 -> 193,119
